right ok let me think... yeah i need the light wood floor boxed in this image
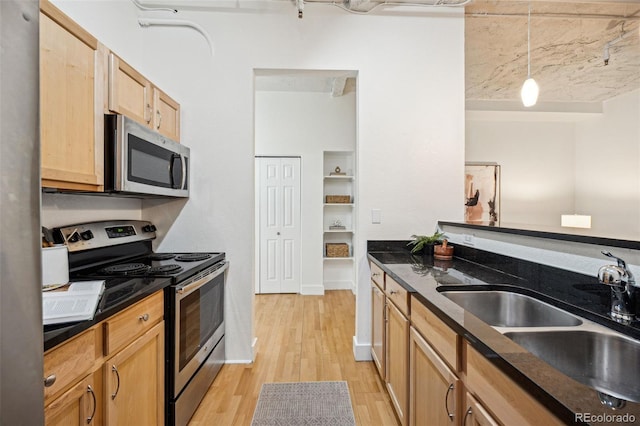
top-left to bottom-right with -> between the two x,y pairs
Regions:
189,290 -> 399,425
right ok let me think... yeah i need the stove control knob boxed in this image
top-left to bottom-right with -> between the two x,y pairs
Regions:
67,232 -> 80,243
80,230 -> 94,241
142,224 -> 157,233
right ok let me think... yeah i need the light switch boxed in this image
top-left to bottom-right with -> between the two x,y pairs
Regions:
371,209 -> 382,224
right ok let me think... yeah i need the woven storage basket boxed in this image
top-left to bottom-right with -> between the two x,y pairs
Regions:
326,195 -> 350,204
326,243 -> 349,257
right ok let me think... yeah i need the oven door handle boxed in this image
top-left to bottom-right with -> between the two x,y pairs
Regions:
176,261 -> 228,296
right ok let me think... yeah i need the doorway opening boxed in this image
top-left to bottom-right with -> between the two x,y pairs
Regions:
254,69 -> 358,295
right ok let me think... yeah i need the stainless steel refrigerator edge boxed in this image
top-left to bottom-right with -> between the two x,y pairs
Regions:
1,1 -> 44,424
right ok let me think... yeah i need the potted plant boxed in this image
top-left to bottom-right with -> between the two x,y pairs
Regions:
407,231 -> 445,255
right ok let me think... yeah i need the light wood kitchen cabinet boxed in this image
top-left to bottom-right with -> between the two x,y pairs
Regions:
371,278 -> 385,379
44,371 -> 100,426
386,298 -> 409,426
463,393 -> 499,426
153,87 -> 181,140
43,291 -> 164,426
43,327 -> 97,404
409,327 -> 461,426
465,342 -> 563,426
108,53 -> 152,128
39,0 -> 106,192
104,322 -> 164,426
109,53 -> 181,141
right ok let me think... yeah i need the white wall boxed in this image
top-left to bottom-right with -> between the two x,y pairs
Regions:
575,89 -> 640,240
466,89 -> 640,240
466,120 -> 576,227
255,90 -> 356,294
41,194 -> 142,228
51,1 -> 466,362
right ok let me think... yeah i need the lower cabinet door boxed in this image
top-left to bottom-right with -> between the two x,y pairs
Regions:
386,300 -> 409,425
463,393 -> 499,426
371,281 -> 385,379
104,322 -> 164,426
409,327 -> 460,426
45,374 -> 98,425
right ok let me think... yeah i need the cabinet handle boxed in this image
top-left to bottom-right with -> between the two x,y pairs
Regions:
156,110 -> 162,129
139,313 -> 150,321
43,374 -> 57,387
463,407 -> 472,426
445,383 -> 455,420
372,272 -> 380,277
87,385 -> 96,424
145,103 -> 152,124
111,365 -> 121,400
389,289 -> 398,295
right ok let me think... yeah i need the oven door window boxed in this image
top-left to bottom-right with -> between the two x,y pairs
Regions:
128,133 -> 183,189
178,274 -> 224,371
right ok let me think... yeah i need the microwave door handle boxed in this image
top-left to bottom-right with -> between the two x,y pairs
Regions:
181,155 -> 187,190
169,154 -> 182,189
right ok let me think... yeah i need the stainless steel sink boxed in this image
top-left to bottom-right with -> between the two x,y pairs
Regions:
504,330 -> 640,402
440,290 -> 583,327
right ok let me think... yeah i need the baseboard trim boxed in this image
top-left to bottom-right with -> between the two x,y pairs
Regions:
323,280 -> 354,291
224,359 -> 254,364
353,336 -> 372,361
300,284 -> 325,295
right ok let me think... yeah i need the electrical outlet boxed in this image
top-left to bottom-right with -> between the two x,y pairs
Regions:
463,234 -> 475,246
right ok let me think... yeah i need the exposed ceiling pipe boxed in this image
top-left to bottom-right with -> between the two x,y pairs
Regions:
326,0 -> 470,14
138,18 -> 215,56
297,0 -> 304,18
131,0 -> 177,13
603,25 -> 635,65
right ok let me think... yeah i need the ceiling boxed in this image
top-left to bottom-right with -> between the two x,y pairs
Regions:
245,0 -> 640,106
465,0 -> 640,106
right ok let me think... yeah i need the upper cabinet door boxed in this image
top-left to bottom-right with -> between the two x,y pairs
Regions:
108,54 -> 181,142
153,87 -> 180,142
108,53 -> 152,127
40,0 -> 105,191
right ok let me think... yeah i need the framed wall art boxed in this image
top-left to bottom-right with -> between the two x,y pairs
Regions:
464,162 -> 500,225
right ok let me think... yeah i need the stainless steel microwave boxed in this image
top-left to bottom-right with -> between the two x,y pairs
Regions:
105,114 -> 189,197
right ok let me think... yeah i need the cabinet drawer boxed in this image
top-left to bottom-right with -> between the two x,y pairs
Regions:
370,262 -> 384,289
385,276 -> 409,317
411,296 -> 458,371
466,343 -> 563,426
103,292 -> 163,356
44,328 -> 97,403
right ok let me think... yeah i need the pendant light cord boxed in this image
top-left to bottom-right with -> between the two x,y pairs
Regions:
527,3 -> 531,78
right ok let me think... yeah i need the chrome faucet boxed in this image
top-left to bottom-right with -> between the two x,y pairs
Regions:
598,251 -> 638,324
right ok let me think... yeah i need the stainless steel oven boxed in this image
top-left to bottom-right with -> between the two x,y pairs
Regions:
169,260 -> 228,426
56,220 -> 227,426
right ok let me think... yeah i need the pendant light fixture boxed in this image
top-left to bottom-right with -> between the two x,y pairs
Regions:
521,4 -> 539,107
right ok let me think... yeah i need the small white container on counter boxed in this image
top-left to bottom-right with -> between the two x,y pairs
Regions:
42,245 -> 69,287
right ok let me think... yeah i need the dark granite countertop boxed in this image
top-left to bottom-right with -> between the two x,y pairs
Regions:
368,241 -> 640,426
43,276 -> 172,351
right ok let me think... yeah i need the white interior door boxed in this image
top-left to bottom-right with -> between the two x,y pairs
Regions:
257,157 -> 301,293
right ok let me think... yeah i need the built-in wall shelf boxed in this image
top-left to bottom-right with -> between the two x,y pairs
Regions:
324,175 -> 355,181
323,151 -> 356,291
